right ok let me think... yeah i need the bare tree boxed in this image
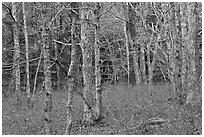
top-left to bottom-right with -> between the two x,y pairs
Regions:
22,2 -> 31,108
65,7 -> 79,134
12,2 -> 21,106
186,2 -> 199,103
41,3 -> 52,134
123,2 -> 130,84
81,2 -> 95,121
94,2 -> 103,120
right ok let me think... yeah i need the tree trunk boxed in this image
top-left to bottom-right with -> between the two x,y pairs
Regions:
81,2 -> 95,122
123,2 -> 130,84
180,3 -> 188,103
174,3 -> 184,104
169,2 -> 178,99
94,2 -> 103,120
186,2 -> 199,103
41,3 -> 52,134
140,43 -> 147,84
22,2 -> 31,109
65,11 -> 79,134
12,2 -> 21,106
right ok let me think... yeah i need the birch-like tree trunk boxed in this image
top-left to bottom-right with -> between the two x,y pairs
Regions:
169,2 -> 177,99
81,2 -> 95,121
186,2 -> 199,103
12,2 -> 21,106
22,2 -> 31,109
123,2 -> 130,84
180,3 -> 188,103
41,3 -> 52,134
65,9 -> 79,134
94,2 -> 102,120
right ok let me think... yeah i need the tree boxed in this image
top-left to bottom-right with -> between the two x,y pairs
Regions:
81,2 -> 95,121
12,2 -> 21,106
65,2 -> 80,135
94,2 -> 103,120
186,2 -> 200,103
22,2 -> 31,108
41,3 -> 53,134
123,2 -> 130,84
128,3 -> 141,85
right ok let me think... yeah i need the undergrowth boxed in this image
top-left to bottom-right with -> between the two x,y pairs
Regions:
2,83 -> 202,135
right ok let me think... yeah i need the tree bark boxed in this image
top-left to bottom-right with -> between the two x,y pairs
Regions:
65,11 -> 79,134
41,3 -> 52,134
12,2 -> 21,106
81,2 -> 95,122
186,2 -> 199,103
94,2 -> 103,120
22,2 -> 31,109
169,2 -> 178,99
123,2 -> 130,84
179,3 -> 188,103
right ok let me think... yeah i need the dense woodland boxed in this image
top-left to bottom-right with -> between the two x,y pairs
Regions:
2,2 -> 202,135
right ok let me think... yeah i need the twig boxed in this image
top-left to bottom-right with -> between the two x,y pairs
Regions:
98,3 -> 115,18
3,56 -> 42,70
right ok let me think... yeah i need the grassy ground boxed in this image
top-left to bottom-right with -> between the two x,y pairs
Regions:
2,83 -> 202,135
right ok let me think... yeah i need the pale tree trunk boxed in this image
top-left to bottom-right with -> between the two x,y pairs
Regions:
169,2 -> 178,99
65,11 -> 79,134
186,2 -> 199,103
81,2 -> 95,121
94,2 -> 103,120
140,3 -> 148,85
32,50 -> 43,105
41,3 -> 52,134
54,41 -> 60,90
192,3 -> 201,92
180,3 -> 188,103
147,41 -> 154,86
123,2 -> 130,84
12,2 -> 21,106
22,2 -> 31,109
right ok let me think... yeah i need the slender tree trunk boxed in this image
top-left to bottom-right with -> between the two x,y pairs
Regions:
140,43 -> 147,84
174,3 -> 184,104
41,3 -> 52,134
94,2 -> 103,120
186,2 -> 199,103
180,3 -> 188,103
12,2 -> 21,106
123,2 -> 130,84
22,2 -> 31,109
65,12 -> 79,134
169,2 -> 177,99
81,2 -> 95,121
191,3 -> 201,91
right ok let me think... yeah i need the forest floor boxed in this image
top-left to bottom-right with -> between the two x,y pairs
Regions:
2,83 -> 202,135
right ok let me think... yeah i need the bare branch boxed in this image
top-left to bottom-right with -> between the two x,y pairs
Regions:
98,3 -> 115,18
